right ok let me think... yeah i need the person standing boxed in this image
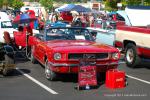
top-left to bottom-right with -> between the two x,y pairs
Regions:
89,14 -> 94,27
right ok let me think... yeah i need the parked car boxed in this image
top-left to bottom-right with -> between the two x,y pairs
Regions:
0,12 -> 17,43
115,6 -> 150,68
29,27 -> 120,81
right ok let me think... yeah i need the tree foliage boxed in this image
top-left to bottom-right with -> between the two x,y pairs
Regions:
0,0 -> 3,8
122,0 -> 150,6
0,0 -> 24,9
29,0 -> 40,2
0,0 -> 8,8
144,0 -> 150,6
53,0 -> 88,3
8,0 -> 14,7
40,0 -> 53,12
104,0 -> 150,11
126,0 -> 141,6
12,0 -> 24,10
3,0 -> 9,6
104,0 -> 121,11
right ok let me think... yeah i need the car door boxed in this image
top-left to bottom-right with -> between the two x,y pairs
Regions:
33,35 -> 42,60
37,41 -> 46,64
35,34 -> 46,64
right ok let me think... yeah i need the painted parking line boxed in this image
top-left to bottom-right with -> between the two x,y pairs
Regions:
16,68 -> 58,94
126,75 -> 150,85
118,61 -> 150,85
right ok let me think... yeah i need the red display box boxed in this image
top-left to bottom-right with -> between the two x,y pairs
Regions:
78,65 -> 97,88
105,69 -> 125,89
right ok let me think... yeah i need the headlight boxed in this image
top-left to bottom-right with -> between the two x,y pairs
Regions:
54,53 -> 61,60
111,52 -> 120,60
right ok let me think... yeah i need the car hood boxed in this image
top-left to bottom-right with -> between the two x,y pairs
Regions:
46,40 -> 118,53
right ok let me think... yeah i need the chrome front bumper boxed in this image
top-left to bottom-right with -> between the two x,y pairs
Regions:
48,62 -> 119,67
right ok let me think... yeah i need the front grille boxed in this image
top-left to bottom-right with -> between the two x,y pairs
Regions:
68,53 -> 109,60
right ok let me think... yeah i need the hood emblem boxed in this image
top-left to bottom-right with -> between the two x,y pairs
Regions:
83,54 -> 96,59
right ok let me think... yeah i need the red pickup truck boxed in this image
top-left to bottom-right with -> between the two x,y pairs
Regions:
115,6 -> 150,68
115,26 -> 150,67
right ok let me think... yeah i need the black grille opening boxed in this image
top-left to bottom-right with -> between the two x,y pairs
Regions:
68,54 -> 84,60
96,53 -> 109,59
68,53 -> 108,60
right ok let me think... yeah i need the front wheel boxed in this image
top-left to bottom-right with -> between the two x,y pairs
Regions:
45,60 -> 57,81
125,43 -> 141,68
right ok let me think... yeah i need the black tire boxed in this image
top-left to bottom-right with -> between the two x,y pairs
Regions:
125,43 -> 141,68
2,55 -> 15,76
45,60 -> 57,81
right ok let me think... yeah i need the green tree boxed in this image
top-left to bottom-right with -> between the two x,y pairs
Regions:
8,0 -> 15,7
0,0 -> 9,9
126,0 -> 141,6
53,0 -> 82,3
40,0 -> 53,12
12,0 -> 24,10
82,0 -> 88,3
121,0 -> 150,7
29,0 -> 40,2
104,0 -> 121,11
3,0 -> 9,7
104,0 -> 150,11
0,0 -> 3,8
144,0 -> 150,5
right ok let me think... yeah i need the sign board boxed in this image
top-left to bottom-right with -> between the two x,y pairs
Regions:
92,3 -> 101,10
117,3 -> 122,7
78,65 -> 97,87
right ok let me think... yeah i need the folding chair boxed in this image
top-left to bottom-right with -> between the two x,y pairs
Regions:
3,31 -> 13,45
13,31 -> 26,48
13,31 -> 30,59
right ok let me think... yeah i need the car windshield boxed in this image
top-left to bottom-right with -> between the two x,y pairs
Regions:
45,28 -> 94,41
1,21 -> 13,28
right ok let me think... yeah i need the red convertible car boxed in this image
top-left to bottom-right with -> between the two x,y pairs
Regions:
29,27 -> 120,80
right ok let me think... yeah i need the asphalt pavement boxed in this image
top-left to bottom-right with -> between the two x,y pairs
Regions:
0,58 -> 150,100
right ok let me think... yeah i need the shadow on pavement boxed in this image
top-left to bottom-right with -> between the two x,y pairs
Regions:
0,69 -> 31,78
130,61 -> 150,69
55,73 -> 78,83
53,72 -> 106,90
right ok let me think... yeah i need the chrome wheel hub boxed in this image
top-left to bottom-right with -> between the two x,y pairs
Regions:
126,48 -> 134,63
45,65 -> 51,78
